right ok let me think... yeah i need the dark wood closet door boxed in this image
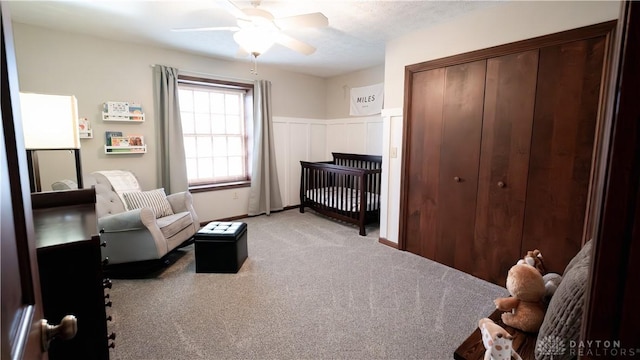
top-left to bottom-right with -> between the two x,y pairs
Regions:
404,68 -> 445,258
435,60 -> 486,270
473,50 -> 539,285
522,36 -> 606,274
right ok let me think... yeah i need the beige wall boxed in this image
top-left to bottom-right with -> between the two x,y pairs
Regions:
379,0 -> 621,244
384,0 -> 621,109
324,64 -> 384,119
12,22 -> 331,221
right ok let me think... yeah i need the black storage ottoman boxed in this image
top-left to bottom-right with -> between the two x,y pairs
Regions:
195,221 -> 248,273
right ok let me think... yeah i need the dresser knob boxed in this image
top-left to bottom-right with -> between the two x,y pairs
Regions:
107,332 -> 116,341
103,279 -> 112,289
105,301 -> 113,308
108,342 -> 116,349
454,176 -> 461,182
498,181 -> 506,188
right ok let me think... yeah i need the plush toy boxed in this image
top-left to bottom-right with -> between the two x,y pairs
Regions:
542,272 -> 562,305
517,249 -> 546,275
517,249 -> 563,305
478,317 -> 522,360
494,263 -> 546,333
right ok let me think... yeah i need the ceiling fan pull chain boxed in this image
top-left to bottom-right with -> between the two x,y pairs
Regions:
251,53 -> 259,75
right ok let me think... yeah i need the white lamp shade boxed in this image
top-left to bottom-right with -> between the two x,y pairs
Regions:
20,93 -> 80,149
233,28 -> 276,55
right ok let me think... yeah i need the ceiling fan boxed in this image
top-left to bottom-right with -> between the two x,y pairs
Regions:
172,0 -> 328,57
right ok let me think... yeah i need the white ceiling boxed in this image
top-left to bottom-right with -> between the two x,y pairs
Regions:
7,0 -> 500,78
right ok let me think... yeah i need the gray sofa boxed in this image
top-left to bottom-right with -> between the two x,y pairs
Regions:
89,171 -> 199,265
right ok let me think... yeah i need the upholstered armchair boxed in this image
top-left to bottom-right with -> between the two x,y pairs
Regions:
89,170 -> 199,265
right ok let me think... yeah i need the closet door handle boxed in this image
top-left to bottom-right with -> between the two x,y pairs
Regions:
497,181 -> 506,188
454,176 -> 461,182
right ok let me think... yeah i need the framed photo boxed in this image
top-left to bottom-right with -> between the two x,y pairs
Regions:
127,135 -> 143,146
129,103 -> 143,121
110,136 -> 129,147
78,117 -> 91,131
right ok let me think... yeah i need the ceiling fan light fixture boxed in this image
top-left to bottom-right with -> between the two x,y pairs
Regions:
233,27 -> 276,56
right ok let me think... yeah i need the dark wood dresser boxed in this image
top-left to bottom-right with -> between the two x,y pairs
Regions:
32,189 -> 114,360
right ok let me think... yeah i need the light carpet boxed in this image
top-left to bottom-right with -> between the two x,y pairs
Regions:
108,209 -> 507,360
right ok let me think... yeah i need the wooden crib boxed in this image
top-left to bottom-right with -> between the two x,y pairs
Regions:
299,153 -> 382,236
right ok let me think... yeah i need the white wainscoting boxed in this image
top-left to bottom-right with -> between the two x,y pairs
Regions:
325,117 -> 383,158
273,117 -> 326,208
273,116 -> 383,207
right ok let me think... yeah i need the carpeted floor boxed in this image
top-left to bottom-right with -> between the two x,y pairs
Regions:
107,209 -> 507,360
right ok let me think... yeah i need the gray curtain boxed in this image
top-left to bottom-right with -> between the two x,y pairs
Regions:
248,80 -> 283,216
153,65 -> 188,194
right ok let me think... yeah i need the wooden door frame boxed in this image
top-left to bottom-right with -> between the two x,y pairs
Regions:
581,1 -> 640,354
1,2 -> 46,358
399,20 -> 617,251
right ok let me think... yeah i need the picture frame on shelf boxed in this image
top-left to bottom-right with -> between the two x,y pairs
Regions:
129,103 -> 143,121
104,101 -> 129,115
102,101 -> 145,122
104,133 -> 146,154
78,117 -> 92,138
105,130 -> 123,152
110,136 -> 130,147
127,135 -> 144,146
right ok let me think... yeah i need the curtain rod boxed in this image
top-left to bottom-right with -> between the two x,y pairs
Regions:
150,64 -> 256,84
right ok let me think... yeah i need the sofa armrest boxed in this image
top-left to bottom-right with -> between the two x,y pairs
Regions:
167,191 -> 199,227
98,207 -> 168,264
98,207 -> 156,233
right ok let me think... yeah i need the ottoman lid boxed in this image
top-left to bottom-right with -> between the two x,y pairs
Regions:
198,221 -> 246,237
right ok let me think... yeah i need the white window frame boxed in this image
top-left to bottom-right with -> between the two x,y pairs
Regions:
177,76 -> 253,191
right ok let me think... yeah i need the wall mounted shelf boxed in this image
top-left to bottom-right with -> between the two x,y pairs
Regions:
80,129 -> 93,139
102,112 -> 145,122
104,145 -> 147,154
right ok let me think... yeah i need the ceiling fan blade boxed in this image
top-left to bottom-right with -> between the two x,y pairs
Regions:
216,0 -> 248,20
275,33 -> 316,55
172,26 -> 240,32
274,12 -> 328,30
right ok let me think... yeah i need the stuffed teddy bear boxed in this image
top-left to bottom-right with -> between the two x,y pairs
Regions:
517,249 -> 563,305
494,263 -> 546,333
517,249 -> 546,274
478,317 -> 523,360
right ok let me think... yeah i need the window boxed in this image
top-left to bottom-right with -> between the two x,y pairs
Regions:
178,76 -> 253,190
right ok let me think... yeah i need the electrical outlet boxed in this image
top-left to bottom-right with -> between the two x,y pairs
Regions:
390,147 -> 398,158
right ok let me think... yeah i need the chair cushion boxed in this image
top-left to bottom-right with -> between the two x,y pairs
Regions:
157,211 -> 193,239
122,188 -> 174,219
535,239 -> 593,360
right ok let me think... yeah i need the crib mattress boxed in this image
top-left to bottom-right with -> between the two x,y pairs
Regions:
305,186 -> 379,212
